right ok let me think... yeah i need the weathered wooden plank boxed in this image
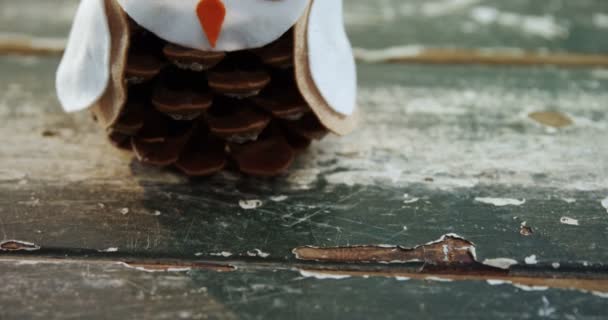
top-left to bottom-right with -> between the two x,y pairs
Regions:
1,56 -> 606,267
0,258 -> 606,320
346,0 -> 608,54
2,0 -> 608,54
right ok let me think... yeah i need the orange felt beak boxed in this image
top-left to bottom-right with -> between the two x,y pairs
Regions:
196,0 -> 226,48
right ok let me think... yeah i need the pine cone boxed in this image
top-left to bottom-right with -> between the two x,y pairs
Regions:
100,19 -> 326,177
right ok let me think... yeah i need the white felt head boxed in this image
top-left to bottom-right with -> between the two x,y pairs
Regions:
117,0 -> 310,52
55,0 -> 357,120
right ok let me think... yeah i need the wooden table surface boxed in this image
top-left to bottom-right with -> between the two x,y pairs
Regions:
1,0 -> 607,319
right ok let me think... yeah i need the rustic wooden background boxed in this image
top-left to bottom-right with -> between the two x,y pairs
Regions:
1,0 -> 607,319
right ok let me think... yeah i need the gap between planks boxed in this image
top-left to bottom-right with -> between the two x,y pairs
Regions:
1,33 -> 608,68
1,253 -> 607,295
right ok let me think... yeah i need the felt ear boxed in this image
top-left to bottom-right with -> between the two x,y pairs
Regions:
295,0 -> 359,135
56,0 -> 112,112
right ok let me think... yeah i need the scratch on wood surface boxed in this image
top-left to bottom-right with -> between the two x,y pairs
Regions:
0,240 -> 40,252
293,234 -> 477,265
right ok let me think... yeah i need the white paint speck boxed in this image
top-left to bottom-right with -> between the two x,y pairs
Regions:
299,270 -> 351,280
475,197 -> 526,206
442,244 -> 450,262
592,69 -> 608,80
483,258 -> 518,270
270,195 -> 289,202
425,276 -> 453,282
153,210 -> 162,216
194,252 -> 203,257
560,217 -> 579,226
354,45 -> 425,63
120,208 -> 129,215
592,291 -> 608,299
593,13 -> 608,28
470,6 -> 568,39
395,276 -> 411,281
487,280 -> 551,293
538,296 -> 556,317
246,249 -> 270,258
118,262 -> 191,273
525,254 -> 538,265
515,284 -> 549,292
402,194 -> 420,204
552,262 -> 560,269
487,279 -> 511,286
562,198 -> 576,204
210,251 -> 233,257
239,200 -> 263,210
99,247 -> 118,253
602,197 -> 608,213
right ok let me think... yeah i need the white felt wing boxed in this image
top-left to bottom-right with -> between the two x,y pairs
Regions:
307,0 -> 357,116
56,0 -> 111,112
117,0 -> 309,52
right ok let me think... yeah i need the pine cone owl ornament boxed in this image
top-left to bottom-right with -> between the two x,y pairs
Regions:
56,0 -> 358,177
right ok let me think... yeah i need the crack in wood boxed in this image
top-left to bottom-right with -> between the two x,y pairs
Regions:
291,234 -> 608,294
3,33 -> 608,68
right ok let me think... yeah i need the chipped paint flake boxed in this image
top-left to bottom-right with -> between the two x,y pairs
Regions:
402,194 -> 420,204
520,221 -> 534,236
470,7 -> 568,39
246,249 -> 270,258
210,251 -> 233,257
560,217 -> 579,226
239,199 -> 263,210
525,254 -> 538,265
0,240 -> 40,252
475,197 -> 526,206
270,195 -> 288,202
99,247 -> 119,253
593,13 -> 608,28
299,270 -> 351,280
483,258 -> 518,270
487,279 -> 511,286
486,279 -> 513,286
425,276 -> 453,282
395,276 -> 411,281
118,262 -> 192,273
514,284 -> 549,291
562,198 -> 576,204
592,291 -> 608,299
